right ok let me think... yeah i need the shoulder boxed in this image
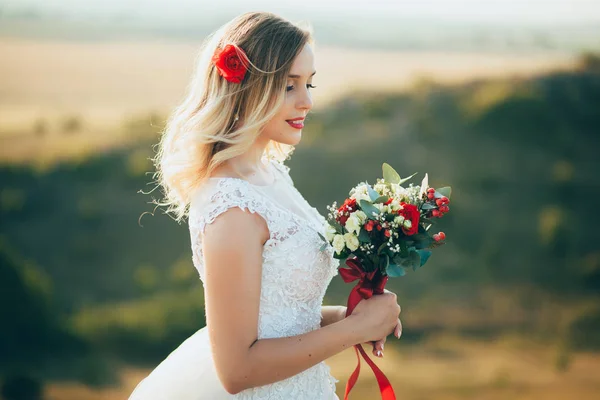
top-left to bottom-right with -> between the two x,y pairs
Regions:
188,178 -> 270,238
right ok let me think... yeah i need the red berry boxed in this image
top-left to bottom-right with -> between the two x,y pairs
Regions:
438,232 -> 446,240
440,205 -> 449,213
433,234 -> 441,242
427,193 -> 434,200
432,210 -> 440,217
384,229 -> 391,238
427,188 -> 435,193
441,196 -> 449,204
436,198 -> 444,207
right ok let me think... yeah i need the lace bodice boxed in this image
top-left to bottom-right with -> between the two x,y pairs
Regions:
187,159 -> 340,399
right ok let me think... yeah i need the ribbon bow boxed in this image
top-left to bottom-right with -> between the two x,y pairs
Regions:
338,257 -> 395,400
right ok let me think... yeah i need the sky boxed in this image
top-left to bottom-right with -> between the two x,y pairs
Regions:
4,0 -> 600,25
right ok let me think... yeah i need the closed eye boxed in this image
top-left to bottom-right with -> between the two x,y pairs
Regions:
286,84 -> 317,92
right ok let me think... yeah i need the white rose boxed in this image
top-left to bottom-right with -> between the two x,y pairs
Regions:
354,210 -> 367,224
332,234 -> 346,255
403,219 -> 412,229
350,184 -> 370,203
345,213 -> 362,235
394,215 -> 405,225
343,232 -> 360,252
325,224 -> 337,242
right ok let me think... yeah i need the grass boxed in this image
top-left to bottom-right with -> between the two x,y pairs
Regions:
44,334 -> 600,400
0,37 -> 577,166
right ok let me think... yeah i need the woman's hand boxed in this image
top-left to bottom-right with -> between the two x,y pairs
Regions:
347,289 -> 402,349
360,289 -> 402,358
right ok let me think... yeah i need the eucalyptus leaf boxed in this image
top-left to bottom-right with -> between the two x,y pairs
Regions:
317,232 -> 327,243
382,163 -> 400,184
421,203 -> 437,210
386,262 -> 406,277
398,172 -> 418,186
408,249 -> 421,271
358,228 -> 370,243
330,219 -> 344,234
368,186 -> 380,201
399,240 -> 408,258
374,195 -> 390,204
359,200 -> 380,218
414,236 -> 433,249
435,186 -> 452,199
319,243 -> 328,252
416,249 -> 432,267
379,253 -> 390,271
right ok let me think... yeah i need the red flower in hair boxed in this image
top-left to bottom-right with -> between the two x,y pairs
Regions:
212,44 -> 249,84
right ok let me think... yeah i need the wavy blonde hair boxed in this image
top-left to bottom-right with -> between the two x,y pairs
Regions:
153,12 -> 313,221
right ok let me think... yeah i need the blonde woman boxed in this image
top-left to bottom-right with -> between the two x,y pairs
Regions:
129,11 -> 402,400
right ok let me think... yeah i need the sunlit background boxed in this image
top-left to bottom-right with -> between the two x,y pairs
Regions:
1,1 -> 599,399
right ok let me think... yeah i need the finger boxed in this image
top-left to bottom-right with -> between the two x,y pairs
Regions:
394,318 -> 402,339
372,338 -> 385,357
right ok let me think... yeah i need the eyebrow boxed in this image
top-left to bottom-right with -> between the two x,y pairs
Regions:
288,71 -> 317,78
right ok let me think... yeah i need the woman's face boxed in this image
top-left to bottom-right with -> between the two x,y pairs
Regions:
261,43 -> 316,145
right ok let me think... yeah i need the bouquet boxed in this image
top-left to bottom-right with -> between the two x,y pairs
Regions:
318,163 -> 451,400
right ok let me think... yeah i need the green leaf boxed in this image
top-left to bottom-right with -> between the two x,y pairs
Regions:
320,243 -> 328,251
377,242 -> 388,255
330,220 -> 344,234
382,163 -> 400,184
435,186 -> 452,199
386,262 -> 406,277
359,200 -> 380,218
367,186 -> 380,201
398,172 -> 418,186
416,250 -> 432,267
414,236 -> 433,249
374,195 -> 390,204
399,240 -> 408,258
421,203 -> 437,210
358,228 -> 370,243
379,254 -> 390,272
317,232 -> 327,243
408,250 -> 421,271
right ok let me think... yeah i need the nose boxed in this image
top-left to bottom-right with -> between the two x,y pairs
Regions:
296,87 -> 313,111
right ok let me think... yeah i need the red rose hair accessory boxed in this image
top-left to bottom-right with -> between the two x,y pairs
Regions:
212,44 -> 249,84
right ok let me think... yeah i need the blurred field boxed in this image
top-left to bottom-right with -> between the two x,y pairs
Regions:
2,32 -> 599,400
0,38 -> 576,165
44,335 -> 600,400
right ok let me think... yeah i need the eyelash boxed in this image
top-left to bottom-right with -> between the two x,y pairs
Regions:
286,84 -> 317,92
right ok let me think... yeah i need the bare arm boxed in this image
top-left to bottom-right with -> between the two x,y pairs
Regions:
202,207 -> 366,395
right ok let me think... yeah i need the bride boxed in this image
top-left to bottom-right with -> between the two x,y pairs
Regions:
129,11 -> 402,399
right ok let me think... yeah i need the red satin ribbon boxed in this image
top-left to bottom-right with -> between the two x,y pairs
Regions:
338,257 -> 396,400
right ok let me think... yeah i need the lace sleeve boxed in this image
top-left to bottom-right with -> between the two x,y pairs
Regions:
187,180 -> 271,281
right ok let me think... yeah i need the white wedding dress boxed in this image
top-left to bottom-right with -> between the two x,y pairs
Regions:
129,157 -> 341,399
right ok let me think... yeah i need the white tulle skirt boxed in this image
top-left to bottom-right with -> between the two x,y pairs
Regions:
129,326 -> 233,399
129,325 -> 340,400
